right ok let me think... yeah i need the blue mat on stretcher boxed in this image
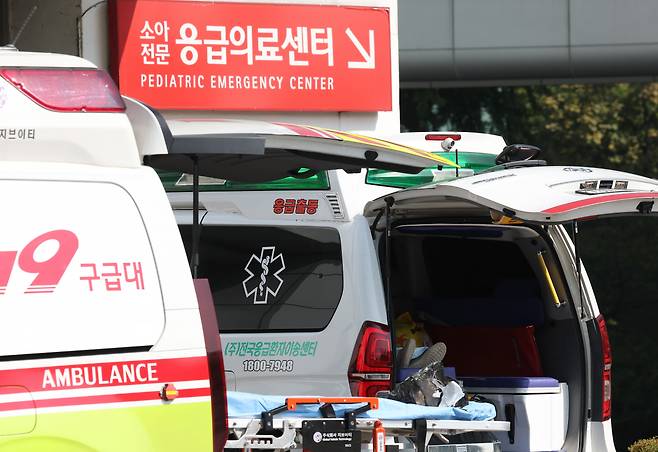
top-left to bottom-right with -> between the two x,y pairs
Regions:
227,391 -> 496,421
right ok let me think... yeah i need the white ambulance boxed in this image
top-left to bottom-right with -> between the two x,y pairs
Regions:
0,47 -> 452,451
0,47 -> 229,451
163,128 -> 649,452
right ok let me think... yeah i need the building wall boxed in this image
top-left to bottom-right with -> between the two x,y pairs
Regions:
7,0 -> 79,54
399,0 -> 658,86
1,1 -> 10,45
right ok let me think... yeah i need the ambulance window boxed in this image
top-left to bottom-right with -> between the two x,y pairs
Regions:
180,225 -> 343,332
0,180 -> 165,357
366,152 -> 497,188
158,170 -> 330,191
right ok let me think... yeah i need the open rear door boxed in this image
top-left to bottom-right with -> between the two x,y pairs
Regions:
366,165 -> 658,223
131,113 -> 455,181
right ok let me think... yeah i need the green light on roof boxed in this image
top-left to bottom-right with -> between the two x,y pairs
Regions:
158,170 -> 330,192
366,152 -> 497,189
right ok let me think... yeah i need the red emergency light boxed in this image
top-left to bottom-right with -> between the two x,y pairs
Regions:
425,134 -> 462,141
0,68 -> 125,112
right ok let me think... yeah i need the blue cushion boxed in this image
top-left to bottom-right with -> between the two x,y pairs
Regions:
460,376 -> 559,389
227,391 -> 496,421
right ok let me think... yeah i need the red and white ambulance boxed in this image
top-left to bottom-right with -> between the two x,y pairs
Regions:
0,47 -> 228,451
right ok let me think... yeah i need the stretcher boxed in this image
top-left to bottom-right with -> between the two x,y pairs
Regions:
226,392 -> 510,451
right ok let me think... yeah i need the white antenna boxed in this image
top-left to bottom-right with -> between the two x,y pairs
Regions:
9,5 -> 38,48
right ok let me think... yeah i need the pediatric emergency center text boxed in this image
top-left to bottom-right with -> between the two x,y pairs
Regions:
140,73 -> 335,91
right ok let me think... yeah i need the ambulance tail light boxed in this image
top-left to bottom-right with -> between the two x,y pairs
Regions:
598,315 -> 613,421
194,279 -> 228,451
588,314 -> 613,422
349,322 -> 392,397
0,68 -> 125,112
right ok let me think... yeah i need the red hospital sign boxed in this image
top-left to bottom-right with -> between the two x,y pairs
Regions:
111,0 -> 392,111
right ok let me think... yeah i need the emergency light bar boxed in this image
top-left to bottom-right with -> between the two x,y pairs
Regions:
0,68 -> 125,112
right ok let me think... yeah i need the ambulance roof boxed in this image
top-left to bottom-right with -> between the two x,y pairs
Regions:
0,47 -> 95,68
358,131 -> 507,156
0,50 -> 140,169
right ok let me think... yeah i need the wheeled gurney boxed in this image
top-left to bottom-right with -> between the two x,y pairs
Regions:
226,392 -> 510,451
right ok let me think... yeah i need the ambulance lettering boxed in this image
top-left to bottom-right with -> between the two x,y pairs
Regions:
42,362 -> 158,389
1,229 -> 149,295
273,198 -> 319,215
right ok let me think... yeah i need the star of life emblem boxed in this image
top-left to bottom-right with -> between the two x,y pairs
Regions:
242,246 -> 286,304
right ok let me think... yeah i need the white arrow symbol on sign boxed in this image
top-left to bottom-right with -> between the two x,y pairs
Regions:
346,28 -> 375,69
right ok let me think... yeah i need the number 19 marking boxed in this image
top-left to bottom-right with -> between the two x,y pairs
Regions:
0,230 -> 78,295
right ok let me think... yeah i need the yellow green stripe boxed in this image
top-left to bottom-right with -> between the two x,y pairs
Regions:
313,127 -> 459,168
0,401 -> 212,452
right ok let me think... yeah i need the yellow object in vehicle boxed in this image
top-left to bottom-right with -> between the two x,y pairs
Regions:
395,312 -> 432,347
490,210 -> 524,225
537,251 -> 563,308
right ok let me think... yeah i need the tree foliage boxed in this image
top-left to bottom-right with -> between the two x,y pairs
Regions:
401,83 -> 658,176
629,437 -> 658,452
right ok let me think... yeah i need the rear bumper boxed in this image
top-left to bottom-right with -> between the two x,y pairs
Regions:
583,419 -> 616,452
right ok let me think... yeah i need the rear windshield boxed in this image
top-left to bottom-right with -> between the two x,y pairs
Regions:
180,225 -> 343,332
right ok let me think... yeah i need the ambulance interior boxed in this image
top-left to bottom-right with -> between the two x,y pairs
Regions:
380,210 -> 584,451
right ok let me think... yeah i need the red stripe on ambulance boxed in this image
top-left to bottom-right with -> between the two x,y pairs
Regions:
542,192 -> 658,213
0,356 -> 209,394
0,387 -> 211,413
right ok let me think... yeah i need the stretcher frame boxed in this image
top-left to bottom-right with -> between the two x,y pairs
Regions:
225,397 -> 510,451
